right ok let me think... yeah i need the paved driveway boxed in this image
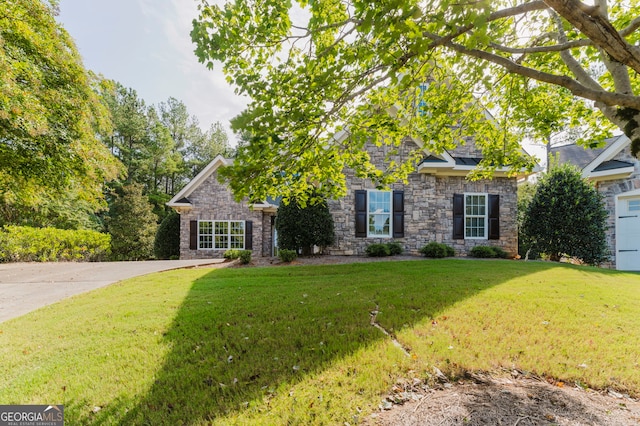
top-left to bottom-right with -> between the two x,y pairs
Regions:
0,260 -> 223,323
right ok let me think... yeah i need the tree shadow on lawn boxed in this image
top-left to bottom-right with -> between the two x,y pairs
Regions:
90,259 -> 556,424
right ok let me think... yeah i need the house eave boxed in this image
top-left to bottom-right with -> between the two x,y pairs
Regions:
417,163 -> 525,178
586,167 -> 635,182
166,203 -> 193,213
252,203 -> 278,213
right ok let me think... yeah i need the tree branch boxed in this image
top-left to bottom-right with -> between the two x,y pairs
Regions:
550,11 -> 603,92
424,32 -> 640,110
428,1 -> 550,49
544,0 -> 640,74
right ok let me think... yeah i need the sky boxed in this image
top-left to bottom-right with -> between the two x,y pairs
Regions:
55,0 -> 546,163
56,0 -> 248,144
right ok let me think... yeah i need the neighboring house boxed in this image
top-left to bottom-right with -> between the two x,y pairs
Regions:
551,134 -> 640,271
168,137 -> 534,260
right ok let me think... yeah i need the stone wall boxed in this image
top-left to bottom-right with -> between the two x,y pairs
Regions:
327,140 -> 518,256
177,168 -> 273,260
594,145 -> 640,268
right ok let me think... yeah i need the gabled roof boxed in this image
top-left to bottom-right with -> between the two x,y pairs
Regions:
551,134 -> 634,182
166,155 -> 278,212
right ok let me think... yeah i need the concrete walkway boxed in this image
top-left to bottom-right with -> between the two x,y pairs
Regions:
0,259 -> 223,323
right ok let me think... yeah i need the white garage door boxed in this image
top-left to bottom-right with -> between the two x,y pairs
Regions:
617,196 -> 640,271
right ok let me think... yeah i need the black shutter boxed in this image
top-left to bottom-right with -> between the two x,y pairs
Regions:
189,220 -> 198,250
355,190 -> 367,237
488,194 -> 500,240
453,194 -> 464,239
245,220 -> 253,250
392,190 -> 404,238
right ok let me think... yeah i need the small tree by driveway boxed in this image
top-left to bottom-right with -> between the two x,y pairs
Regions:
107,183 -> 158,260
521,164 -> 609,265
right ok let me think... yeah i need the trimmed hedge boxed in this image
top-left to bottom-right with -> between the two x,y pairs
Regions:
0,226 -> 110,262
365,242 -> 405,257
469,245 -> 509,259
278,249 -> 298,263
224,249 -> 252,264
419,242 -> 455,258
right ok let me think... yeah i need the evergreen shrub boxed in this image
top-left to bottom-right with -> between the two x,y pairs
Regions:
419,242 -> 455,258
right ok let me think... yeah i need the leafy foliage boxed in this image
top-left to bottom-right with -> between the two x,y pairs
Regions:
106,183 -> 158,261
420,242 -> 455,258
278,249 -> 298,263
469,245 -> 508,259
517,181 -> 540,259
276,196 -> 335,255
153,210 -> 180,260
521,164 -> 609,265
192,0 -> 640,201
0,1 -> 121,224
365,243 -> 391,257
0,225 -> 110,262
386,241 -> 403,255
238,250 -> 252,264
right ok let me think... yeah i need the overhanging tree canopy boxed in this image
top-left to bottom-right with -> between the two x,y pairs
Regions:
192,0 -> 640,201
0,0 -> 120,201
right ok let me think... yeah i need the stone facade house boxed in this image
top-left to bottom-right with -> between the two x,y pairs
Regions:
551,134 -> 640,271
168,138 -> 532,260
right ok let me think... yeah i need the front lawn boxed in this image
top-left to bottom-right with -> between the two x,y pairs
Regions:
1,260 -> 638,424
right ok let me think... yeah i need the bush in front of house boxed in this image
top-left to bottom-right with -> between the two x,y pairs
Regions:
386,241 -> 403,255
366,242 -> 404,257
521,163 -> 609,265
278,249 -> 298,263
419,242 -> 455,258
0,225 -> 111,262
469,245 -> 509,259
238,250 -> 252,264
223,249 -> 242,260
276,194 -> 335,255
154,210 -> 180,259
224,249 -> 252,264
365,243 -> 391,257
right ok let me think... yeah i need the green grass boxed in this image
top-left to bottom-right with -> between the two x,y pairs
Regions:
1,260 -> 639,424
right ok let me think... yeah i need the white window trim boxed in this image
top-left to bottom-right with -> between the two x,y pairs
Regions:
198,220 -> 245,250
367,190 -> 392,238
464,193 -> 488,240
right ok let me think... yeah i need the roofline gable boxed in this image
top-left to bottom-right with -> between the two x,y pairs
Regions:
167,155 -> 231,207
582,134 -> 630,178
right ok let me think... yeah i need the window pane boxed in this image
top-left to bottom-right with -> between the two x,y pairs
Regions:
230,235 -> 244,249
215,235 -> 228,249
199,221 -> 212,234
369,214 -> 390,235
215,221 -> 228,235
368,191 -> 391,236
629,200 -> 640,212
464,195 -> 487,239
230,221 -> 244,234
198,221 -> 213,249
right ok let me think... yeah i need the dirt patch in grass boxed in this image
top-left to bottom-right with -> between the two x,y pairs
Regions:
365,371 -> 640,426
233,255 -> 640,425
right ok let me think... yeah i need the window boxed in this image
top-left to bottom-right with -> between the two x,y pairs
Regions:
199,220 -> 245,250
198,221 -> 213,249
368,190 -> 392,237
629,199 -> 640,212
465,194 -> 487,239
453,193 -> 499,240
355,190 -> 404,238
